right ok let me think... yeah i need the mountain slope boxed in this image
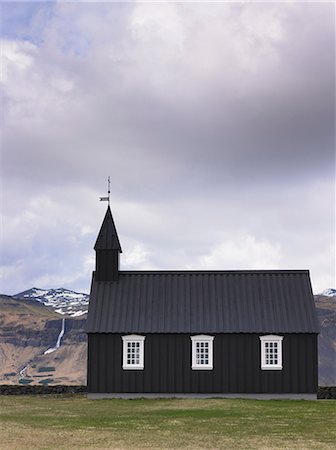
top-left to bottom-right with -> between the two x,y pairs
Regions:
14,287 -> 89,317
315,294 -> 336,386
321,288 -> 336,297
0,295 -> 86,385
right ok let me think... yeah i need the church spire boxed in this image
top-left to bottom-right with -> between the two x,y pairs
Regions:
94,206 -> 122,282
94,206 -> 122,252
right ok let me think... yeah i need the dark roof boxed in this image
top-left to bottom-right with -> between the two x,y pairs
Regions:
87,270 -> 319,334
94,206 -> 122,252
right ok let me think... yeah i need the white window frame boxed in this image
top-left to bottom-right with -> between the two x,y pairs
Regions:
260,335 -> 283,370
122,335 -> 145,370
191,335 -> 214,370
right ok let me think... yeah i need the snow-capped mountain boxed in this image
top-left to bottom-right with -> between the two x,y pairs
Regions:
13,287 -> 89,317
321,288 -> 336,297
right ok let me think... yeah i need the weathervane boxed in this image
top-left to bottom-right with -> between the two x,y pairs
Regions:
99,176 -> 111,206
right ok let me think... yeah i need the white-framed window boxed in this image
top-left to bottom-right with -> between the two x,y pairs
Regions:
191,335 -> 214,370
260,335 -> 283,370
122,335 -> 145,370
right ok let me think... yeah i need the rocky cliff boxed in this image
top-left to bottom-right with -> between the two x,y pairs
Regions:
0,295 -> 86,385
315,295 -> 335,386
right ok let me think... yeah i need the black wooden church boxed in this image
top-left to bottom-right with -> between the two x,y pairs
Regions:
86,206 -> 319,399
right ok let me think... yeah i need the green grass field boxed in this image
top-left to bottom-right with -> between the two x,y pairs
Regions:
0,395 -> 335,449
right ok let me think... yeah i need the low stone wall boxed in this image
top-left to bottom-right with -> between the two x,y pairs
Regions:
0,385 -> 86,395
318,386 -> 336,399
0,385 -> 335,398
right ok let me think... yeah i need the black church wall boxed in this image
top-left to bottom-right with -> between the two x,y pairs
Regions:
87,333 -> 318,394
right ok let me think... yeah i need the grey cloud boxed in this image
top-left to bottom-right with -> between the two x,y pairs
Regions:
1,2 -> 334,294
4,2 -> 334,191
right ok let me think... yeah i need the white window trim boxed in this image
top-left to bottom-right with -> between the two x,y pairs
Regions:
260,335 -> 283,370
122,335 -> 145,370
191,335 -> 214,370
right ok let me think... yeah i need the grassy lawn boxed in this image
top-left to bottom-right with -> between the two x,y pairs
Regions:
0,396 -> 335,449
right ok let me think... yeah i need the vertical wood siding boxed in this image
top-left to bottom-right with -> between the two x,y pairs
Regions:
87,333 -> 318,393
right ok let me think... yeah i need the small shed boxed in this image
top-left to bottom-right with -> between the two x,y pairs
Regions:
86,206 -> 319,399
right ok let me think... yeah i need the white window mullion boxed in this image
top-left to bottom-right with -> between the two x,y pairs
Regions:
260,335 -> 283,370
191,335 -> 214,370
122,335 -> 145,370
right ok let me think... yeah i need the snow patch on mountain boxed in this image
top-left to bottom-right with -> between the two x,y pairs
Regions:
14,287 -> 89,317
321,288 -> 336,297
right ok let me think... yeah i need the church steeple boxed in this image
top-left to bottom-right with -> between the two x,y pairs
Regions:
94,206 -> 122,282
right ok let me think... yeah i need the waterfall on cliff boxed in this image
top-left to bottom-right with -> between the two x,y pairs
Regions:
44,318 -> 66,355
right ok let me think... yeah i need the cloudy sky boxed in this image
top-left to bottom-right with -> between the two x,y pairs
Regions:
1,1 -> 334,295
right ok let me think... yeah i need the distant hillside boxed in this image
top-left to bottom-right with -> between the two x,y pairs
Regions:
314,294 -> 335,386
320,288 -> 336,297
0,289 -> 335,386
14,287 -> 89,317
0,295 -> 86,385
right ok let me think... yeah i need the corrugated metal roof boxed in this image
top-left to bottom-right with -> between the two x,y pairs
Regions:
94,206 -> 122,252
86,270 -> 319,333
